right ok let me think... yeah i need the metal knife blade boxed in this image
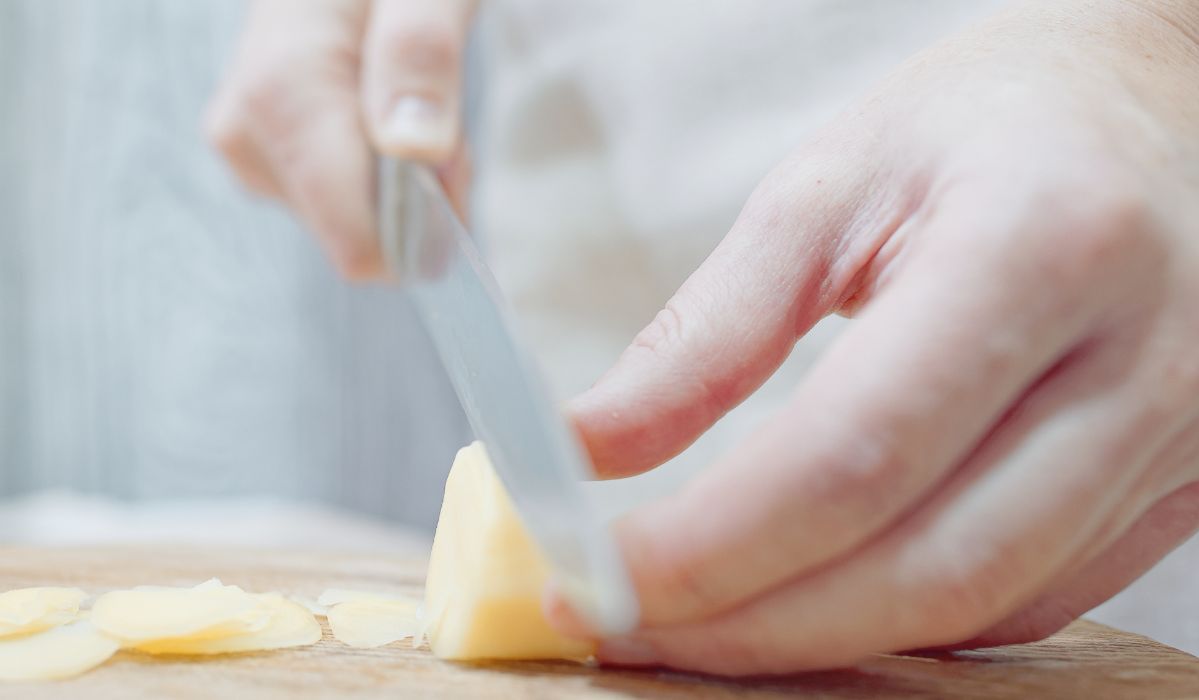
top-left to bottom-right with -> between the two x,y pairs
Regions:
377,158 -> 639,636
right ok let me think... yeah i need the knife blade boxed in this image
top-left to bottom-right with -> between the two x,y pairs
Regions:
377,158 -> 639,636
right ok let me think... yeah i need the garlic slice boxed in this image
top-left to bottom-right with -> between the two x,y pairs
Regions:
0,620 -> 119,681
134,593 -> 320,655
0,587 -> 86,638
326,597 -> 420,649
92,581 -> 269,645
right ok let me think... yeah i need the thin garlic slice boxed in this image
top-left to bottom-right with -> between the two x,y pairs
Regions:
92,581 -> 269,645
327,598 -> 420,649
134,594 -> 320,655
0,620 -> 119,681
0,587 -> 86,638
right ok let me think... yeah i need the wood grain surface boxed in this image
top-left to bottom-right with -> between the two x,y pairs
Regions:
0,546 -> 1195,699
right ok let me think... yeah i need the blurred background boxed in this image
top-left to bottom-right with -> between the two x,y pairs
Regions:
0,1 -> 467,549
0,0 -> 1194,654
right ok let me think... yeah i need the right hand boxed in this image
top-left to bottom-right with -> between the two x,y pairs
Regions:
205,0 -> 474,279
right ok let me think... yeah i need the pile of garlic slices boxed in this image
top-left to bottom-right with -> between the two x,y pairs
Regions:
0,583 -> 422,681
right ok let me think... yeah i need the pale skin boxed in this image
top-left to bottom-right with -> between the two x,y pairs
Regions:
209,0 -> 1199,676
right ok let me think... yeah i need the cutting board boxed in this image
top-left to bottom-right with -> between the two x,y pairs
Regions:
1,546 -> 1196,699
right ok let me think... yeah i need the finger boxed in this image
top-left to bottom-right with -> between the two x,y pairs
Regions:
597,331 -> 1177,675
569,151 -> 883,478
204,0 -> 382,278
595,193 -> 1112,629
954,412 -> 1199,647
264,102 -> 384,279
933,309 -> 1199,650
362,0 -> 474,161
957,481 -> 1199,648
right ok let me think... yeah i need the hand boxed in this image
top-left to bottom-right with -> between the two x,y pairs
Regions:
205,0 -> 473,279
559,0 -> 1199,675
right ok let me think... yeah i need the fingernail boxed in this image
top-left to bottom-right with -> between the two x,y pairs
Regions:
598,638 -> 659,667
382,96 -> 454,157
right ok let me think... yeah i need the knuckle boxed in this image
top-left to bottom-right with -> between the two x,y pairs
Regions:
628,302 -> 706,375
630,304 -> 686,357
809,429 -> 912,513
205,53 -> 336,159
238,70 -> 297,131
223,57 -> 316,138
203,99 -> 278,197
629,302 -> 735,416
1015,185 -> 1158,285
203,73 -> 282,155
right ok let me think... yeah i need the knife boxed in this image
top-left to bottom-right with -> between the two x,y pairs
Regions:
377,157 -> 639,637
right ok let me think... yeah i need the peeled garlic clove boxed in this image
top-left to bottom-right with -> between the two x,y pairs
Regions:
423,441 -> 596,660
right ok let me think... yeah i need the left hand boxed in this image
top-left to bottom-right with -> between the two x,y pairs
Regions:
556,0 -> 1199,675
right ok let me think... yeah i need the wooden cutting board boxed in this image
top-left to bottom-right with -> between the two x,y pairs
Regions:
1,546 -> 1196,699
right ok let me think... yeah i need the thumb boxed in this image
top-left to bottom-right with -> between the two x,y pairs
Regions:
362,0 -> 475,162
569,153 -> 881,478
